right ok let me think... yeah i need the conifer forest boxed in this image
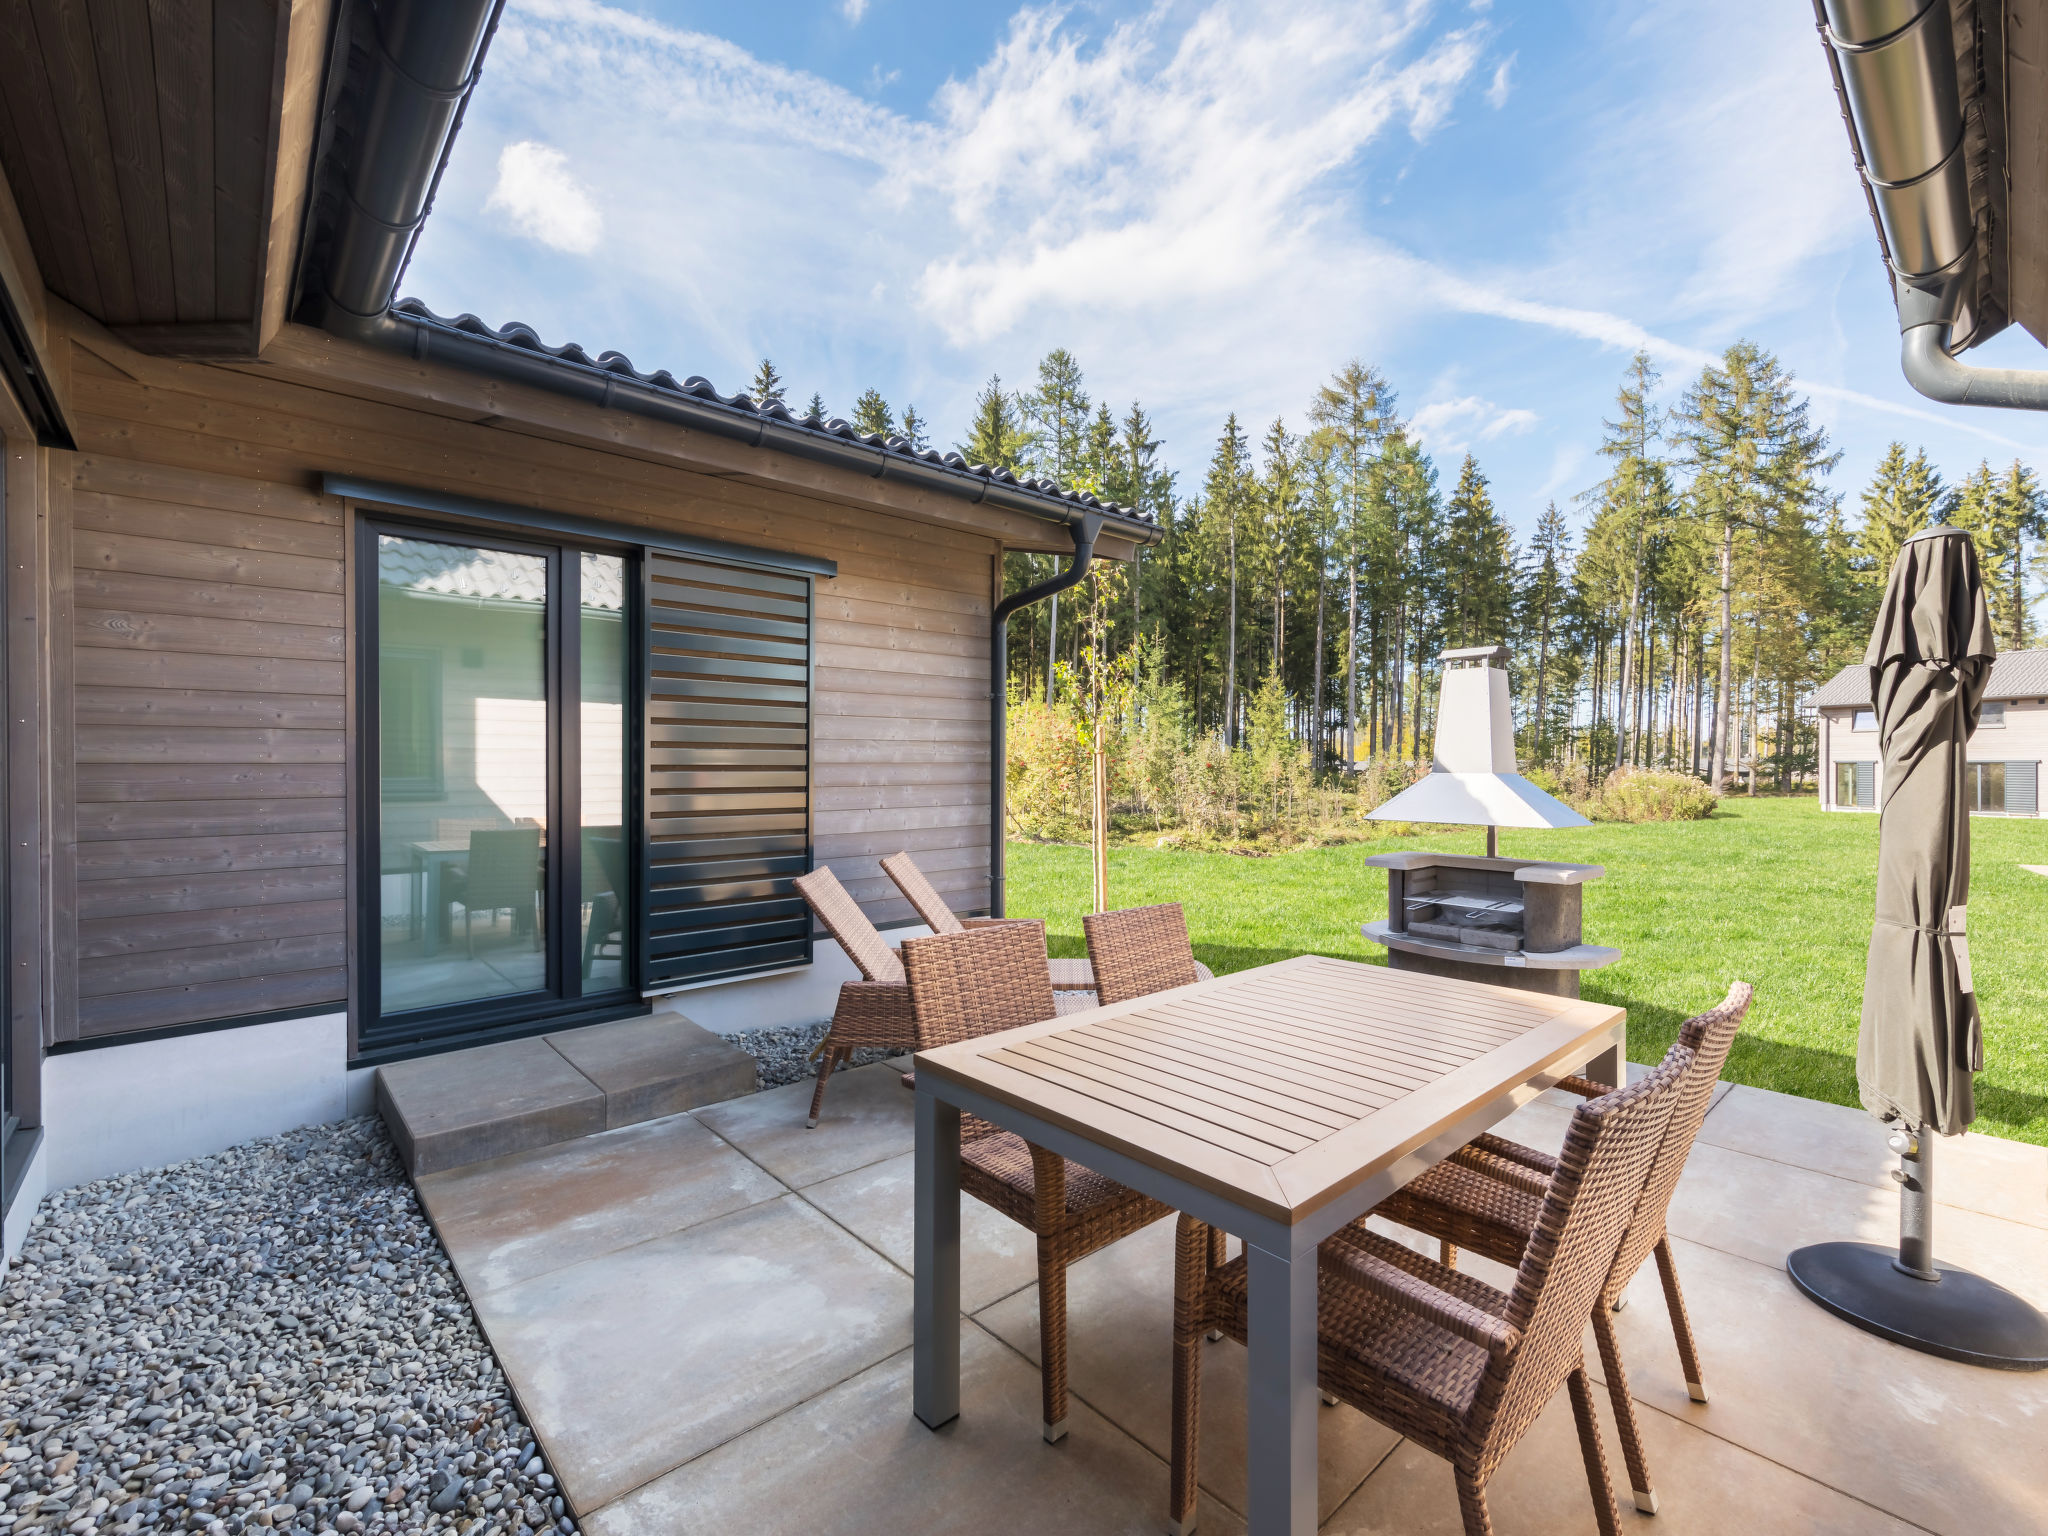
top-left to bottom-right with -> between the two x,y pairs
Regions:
751,345 -> 2045,804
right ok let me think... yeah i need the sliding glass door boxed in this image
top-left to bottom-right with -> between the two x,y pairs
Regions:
359,522 -> 637,1058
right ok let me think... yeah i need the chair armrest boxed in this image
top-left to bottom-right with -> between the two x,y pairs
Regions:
1318,1242 -> 1520,1358
1449,1134 -> 1557,1196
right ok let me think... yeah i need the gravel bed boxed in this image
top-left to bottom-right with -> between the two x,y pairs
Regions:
1,1118 -> 574,1535
722,1021 -> 893,1090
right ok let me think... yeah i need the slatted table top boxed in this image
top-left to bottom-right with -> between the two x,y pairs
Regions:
914,953 -> 1624,1225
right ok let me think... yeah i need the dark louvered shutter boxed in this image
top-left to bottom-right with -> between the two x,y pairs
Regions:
641,551 -> 813,987
1855,761 -> 1876,809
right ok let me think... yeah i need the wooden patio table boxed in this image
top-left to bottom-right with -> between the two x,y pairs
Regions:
911,953 -> 1624,1536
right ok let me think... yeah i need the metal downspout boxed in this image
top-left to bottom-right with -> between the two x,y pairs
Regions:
1819,0 -> 2048,410
989,516 -> 1101,917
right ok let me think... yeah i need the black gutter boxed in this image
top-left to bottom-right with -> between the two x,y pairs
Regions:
989,516 -> 1100,916
334,305 -> 1163,542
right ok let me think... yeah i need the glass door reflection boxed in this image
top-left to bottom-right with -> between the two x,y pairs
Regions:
377,535 -> 550,1014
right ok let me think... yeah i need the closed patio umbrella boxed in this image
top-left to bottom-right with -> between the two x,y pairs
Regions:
1788,526 -> 2048,1369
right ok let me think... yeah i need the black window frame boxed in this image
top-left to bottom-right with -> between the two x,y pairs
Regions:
354,516 -> 647,1064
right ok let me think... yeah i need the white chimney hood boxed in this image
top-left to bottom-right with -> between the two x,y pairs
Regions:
1367,648 -> 1589,832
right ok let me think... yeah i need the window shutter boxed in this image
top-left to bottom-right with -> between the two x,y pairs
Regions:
1855,761 -> 1875,809
641,551 -> 813,988
2008,761 -> 2038,817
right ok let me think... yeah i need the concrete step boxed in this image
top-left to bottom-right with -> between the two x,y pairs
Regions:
377,1012 -> 756,1175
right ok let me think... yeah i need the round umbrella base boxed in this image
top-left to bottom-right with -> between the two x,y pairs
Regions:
1787,1241 -> 2048,1371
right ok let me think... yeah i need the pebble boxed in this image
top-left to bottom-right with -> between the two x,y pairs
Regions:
725,1021 -> 894,1089
0,1115 -> 579,1532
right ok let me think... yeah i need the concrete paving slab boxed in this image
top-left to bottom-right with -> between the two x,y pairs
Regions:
1697,1083 -> 2048,1231
1604,1236 -> 2048,1536
693,1059 -> 914,1189
1325,1372 -> 1924,1535
377,1034 -> 606,1175
472,1194 -> 913,1514
580,1324 -> 1246,1536
415,1113 -> 784,1295
1666,1137 -> 2048,1307
801,1149 -> 1041,1314
545,1012 -> 755,1127
974,1220 -> 1400,1524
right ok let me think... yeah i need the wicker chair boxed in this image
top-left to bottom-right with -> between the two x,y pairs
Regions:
880,850 -> 1098,994
901,922 -> 1173,1444
1081,903 -> 1214,1004
1371,981 -> 1752,1515
793,864 -> 1074,1128
1169,1050 -> 1695,1536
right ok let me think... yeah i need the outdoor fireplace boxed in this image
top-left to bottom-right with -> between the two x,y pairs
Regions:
1359,645 -> 1617,998
1362,850 -> 1616,998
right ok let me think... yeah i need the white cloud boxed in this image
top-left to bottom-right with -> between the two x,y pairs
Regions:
1410,394 -> 1537,458
841,0 -> 869,22
483,140 -> 602,253
1486,53 -> 1512,109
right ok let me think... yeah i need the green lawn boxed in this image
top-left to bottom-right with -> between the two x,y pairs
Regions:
1005,797 -> 2048,1146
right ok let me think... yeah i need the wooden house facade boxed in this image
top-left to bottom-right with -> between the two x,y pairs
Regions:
0,0 -> 1154,1248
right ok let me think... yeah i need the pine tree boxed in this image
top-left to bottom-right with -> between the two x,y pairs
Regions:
803,391 -> 827,422
1020,348 -> 1091,489
1442,455 -> 1513,649
1520,501 -> 1574,760
898,404 -> 929,452
1307,363 -> 1399,760
1203,415 -> 1255,744
1590,351 -> 1667,766
1673,341 -> 1835,792
1858,442 -> 1944,587
1952,460 -> 2047,649
959,376 -> 1026,473
851,388 -> 892,438
750,358 -> 785,404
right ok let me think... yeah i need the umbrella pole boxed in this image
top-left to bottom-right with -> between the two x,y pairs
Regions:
1893,1128 -> 1938,1282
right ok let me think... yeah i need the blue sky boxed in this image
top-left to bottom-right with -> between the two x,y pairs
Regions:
403,0 -> 2047,543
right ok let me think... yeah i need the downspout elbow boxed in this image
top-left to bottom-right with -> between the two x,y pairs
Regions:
1901,316 -> 2048,411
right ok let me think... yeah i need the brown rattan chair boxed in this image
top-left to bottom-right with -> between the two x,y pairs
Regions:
1081,903 -> 1215,1004
1370,981 -> 1752,1514
901,922 -> 1172,1444
794,861 -> 1071,1129
793,865 -> 918,1128
880,849 -> 1098,993
1169,1050 -> 1695,1536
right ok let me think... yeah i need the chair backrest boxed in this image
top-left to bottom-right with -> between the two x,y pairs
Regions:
901,924 -> 1057,1049
794,866 -> 903,984
1608,981 -> 1752,1291
880,851 -> 966,935
1479,1048 -> 1692,1460
1083,903 -> 1200,1004
462,827 -> 541,909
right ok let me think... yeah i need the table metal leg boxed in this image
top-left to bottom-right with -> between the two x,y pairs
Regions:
1584,1026 -> 1625,1091
1245,1239 -> 1317,1536
913,1086 -> 961,1431
423,856 -> 445,958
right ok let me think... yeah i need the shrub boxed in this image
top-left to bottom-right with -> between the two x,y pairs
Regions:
1584,766 -> 1718,823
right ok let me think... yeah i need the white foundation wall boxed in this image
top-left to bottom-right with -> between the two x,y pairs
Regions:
3,1136 -> 47,1265
38,1012 -> 352,1193
646,929 -> 932,1037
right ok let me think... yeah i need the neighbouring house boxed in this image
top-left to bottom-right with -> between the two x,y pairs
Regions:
0,1 -> 1157,1253
1812,650 -> 2048,815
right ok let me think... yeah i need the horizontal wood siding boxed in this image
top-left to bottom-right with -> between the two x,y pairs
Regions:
64,452 -> 349,1037
57,325 -> 998,1039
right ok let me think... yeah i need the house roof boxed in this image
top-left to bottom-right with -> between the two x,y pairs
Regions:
1813,648 -> 2048,708
377,300 -> 1157,535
